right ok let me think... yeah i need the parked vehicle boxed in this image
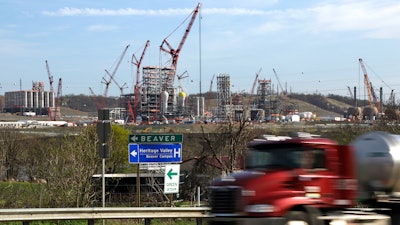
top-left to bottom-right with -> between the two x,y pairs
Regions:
208,131 -> 400,225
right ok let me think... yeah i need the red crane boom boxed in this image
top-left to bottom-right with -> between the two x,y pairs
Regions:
160,3 -> 201,84
89,87 -> 103,109
130,40 -> 150,123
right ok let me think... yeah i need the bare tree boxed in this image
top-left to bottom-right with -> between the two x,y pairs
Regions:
0,130 -> 22,180
33,127 -> 100,207
201,114 -> 253,175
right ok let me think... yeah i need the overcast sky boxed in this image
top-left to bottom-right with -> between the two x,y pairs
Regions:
1,0 -> 400,101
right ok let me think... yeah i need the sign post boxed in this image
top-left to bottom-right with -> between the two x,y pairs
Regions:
164,164 -> 180,194
97,109 -> 110,211
128,133 -> 183,207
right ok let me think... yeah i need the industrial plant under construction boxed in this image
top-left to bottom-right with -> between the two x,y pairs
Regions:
3,3 -> 398,124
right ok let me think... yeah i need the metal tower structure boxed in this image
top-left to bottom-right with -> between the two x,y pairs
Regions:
257,79 -> 272,110
140,66 -> 175,121
217,74 -> 231,119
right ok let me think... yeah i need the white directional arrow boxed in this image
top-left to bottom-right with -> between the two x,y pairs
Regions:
130,149 -> 137,157
130,135 -> 138,142
128,143 -> 139,164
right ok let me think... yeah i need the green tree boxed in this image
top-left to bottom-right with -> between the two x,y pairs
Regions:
107,125 -> 130,173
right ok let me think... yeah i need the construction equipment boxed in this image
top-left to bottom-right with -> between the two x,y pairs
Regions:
45,60 -> 54,93
130,40 -> 150,123
389,89 -> 395,105
177,70 -> 189,91
347,86 -> 353,98
105,69 -> 127,95
359,58 -> 375,108
54,78 -> 62,120
272,68 -> 286,96
89,87 -> 103,109
369,81 -> 380,112
160,3 -> 201,85
247,68 -> 261,107
45,60 -> 60,120
100,45 -> 130,109
206,74 -> 215,111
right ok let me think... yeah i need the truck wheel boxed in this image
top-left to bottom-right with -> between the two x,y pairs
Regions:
285,211 -> 310,225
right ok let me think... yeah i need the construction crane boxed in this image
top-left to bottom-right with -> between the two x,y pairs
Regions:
272,68 -> 286,96
45,60 -> 59,120
100,45 -> 130,109
45,60 -> 54,93
160,3 -> 201,85
89,87 -> 103,109
206,74 -> 215,111
359,58 -> 375,109
105,69 -> 128,95
130,40 -> 150,123
389,89 -> 395,105
347,86 -> 353,98
369,81 -> 380,112
53,78 -> 62,121
177,70 -> 189,91
248,68 -> 261,107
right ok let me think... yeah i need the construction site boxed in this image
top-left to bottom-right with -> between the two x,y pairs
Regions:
3,59 -> 62,121
2,3 -> 398,124
115,3 -> 303,124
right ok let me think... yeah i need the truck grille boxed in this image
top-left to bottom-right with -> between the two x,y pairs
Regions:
209,186 -> 241,214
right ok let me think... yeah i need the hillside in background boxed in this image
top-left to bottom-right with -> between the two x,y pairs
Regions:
287,93 -> 362,117
0,93 -> 365,119
59,93 -> 361,117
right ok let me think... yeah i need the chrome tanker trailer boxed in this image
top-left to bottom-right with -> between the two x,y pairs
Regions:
352,131 -> 400,201
351,131 -> 400,224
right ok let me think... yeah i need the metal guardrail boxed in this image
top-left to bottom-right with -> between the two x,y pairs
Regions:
0,207 -> 212,225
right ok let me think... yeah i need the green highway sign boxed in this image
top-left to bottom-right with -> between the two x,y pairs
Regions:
164,164 -> 180,194
129,134 -> 183,143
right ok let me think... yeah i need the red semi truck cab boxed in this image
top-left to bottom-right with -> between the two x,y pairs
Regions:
208,133 -> 358,225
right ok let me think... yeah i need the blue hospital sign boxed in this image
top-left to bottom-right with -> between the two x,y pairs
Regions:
129,143 -> 182,164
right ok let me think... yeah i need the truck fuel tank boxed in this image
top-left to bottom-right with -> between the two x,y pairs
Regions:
351,131 -> 400,199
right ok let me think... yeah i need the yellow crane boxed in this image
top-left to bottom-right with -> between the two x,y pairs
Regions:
359,58 -> 374,108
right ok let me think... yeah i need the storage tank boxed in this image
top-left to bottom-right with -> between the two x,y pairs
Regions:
362,106 -> 378,118
351,131 -> 400,199
347,107 -> 362,117
161,91 -> 169,114
384,108 -> 400,120
177,91 -> 186,108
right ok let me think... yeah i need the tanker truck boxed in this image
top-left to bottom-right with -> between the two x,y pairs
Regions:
207,131 -> 400,225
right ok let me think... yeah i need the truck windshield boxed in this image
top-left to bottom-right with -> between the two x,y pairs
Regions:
246,147 -> 303,170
